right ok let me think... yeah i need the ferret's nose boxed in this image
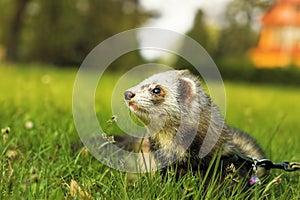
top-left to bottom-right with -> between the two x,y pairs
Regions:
124,91 -> 135,100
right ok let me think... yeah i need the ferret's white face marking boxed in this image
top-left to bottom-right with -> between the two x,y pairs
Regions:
124,69 -> 199,137
124,70 -> 185,130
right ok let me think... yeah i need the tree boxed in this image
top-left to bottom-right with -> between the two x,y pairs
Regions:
216,25 -> 257,58
215,0 -> 272,58
21,0 -> 150,66
223,0 -> 272,27
174,9 -> 215,71
4,0 -> 31,61
186,10 -> 212,54
1,0 -> 150,67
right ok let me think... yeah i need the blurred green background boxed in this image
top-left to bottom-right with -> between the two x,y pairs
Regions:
0,0 -> 299,84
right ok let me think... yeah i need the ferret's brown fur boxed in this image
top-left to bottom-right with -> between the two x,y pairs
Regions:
124,70 -> 266,184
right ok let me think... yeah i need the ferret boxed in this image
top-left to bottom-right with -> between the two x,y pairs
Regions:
123,69 -> 266,185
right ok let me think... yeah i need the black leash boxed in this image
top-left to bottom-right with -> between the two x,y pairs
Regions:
233,151 -> 300,172
252,158 -> 300,172
232,152 -> 300,185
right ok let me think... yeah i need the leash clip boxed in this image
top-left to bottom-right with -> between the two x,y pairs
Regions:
249,158 -> 261,185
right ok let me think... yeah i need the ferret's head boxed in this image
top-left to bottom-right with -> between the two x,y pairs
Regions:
124,70 -> 199,132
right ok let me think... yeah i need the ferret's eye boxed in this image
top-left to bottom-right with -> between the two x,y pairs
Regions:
152,87 -> 161,94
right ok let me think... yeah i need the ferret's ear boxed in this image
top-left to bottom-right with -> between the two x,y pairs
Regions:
178,69 -> 190,76
178,77 -> 196,103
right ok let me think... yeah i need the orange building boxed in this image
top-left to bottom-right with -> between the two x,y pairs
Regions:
249,0 -> 300,68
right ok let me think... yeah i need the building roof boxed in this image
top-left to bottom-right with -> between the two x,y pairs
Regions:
262,0 -> 300,26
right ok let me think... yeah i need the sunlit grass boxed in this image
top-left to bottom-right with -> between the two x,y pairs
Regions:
225,82 -> 300,161
0,64 -> 299,199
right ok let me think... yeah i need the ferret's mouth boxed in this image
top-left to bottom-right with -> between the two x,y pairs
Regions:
126,101 -> 150,123
128,101 -> 139,112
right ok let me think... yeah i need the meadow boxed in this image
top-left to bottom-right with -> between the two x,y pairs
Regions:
0,64 -> 299,199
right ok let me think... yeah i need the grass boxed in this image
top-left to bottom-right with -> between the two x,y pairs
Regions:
0,63 -> 300,199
